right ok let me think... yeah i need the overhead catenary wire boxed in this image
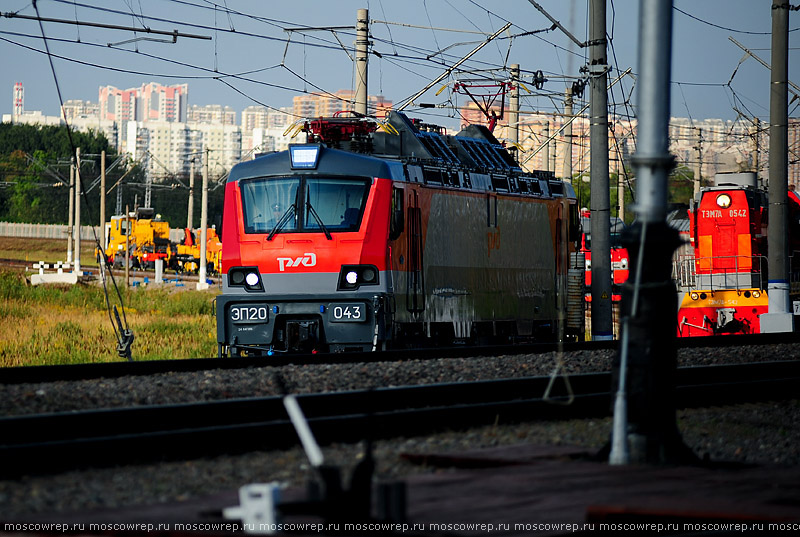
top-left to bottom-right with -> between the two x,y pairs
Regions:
30,0 -> 134,361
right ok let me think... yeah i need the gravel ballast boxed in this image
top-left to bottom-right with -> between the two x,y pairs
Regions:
1,346 -> 799,519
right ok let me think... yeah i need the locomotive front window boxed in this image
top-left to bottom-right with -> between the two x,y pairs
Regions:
241,178 -> 299,234
305,178 -> 369,232
240,176 -> 369,235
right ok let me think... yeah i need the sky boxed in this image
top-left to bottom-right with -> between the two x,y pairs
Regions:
0,0 -> 798,130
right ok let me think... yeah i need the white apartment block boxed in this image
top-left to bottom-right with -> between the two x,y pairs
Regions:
188,104 -> 237,125
241,106 -> 294,158
5,82 -> 796,188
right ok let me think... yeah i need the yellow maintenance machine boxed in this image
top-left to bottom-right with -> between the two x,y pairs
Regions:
103,207 -> 172,269
174,227 -> 223,275
101,207 -> 222,274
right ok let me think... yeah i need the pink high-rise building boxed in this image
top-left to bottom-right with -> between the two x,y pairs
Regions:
99,86 -> 137,122
98,83 -> 187,123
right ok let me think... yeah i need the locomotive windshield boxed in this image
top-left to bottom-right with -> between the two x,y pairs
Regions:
240,176 -> 370,235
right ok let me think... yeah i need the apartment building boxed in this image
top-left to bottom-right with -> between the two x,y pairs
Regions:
6,82 -> 796,189
188,104 -> 237,125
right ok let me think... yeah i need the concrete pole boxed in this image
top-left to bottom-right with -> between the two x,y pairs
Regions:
762,0 -> 794,332
693,128 -> 702,197
355,8 -> 369,116
542,122 -> 550,172
589,0 -> 612,341
564,87 -> 574,182
509,64 -> 520,146
74,147 -> 81,275
187,158 -> 195,229
753,118 -> 761,186
67,158 -> 74,264
125,204 -> 130,288
100,150 -> 106,247
196,146 -> 210,290
617,168 -> 625,221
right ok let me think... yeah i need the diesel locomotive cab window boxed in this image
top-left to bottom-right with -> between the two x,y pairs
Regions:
240,176 -> 369,235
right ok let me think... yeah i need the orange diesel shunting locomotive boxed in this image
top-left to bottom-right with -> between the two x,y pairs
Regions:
676,172 -> 800,337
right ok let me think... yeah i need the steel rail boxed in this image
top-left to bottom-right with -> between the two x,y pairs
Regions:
4,331 -> 800,385
1,361 -> 798,478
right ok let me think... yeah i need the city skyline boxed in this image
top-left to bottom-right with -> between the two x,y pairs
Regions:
10,77 -> 797,189
2,1 -> 797,128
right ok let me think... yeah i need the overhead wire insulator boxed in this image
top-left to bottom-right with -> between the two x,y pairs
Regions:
533,70 -> 547,90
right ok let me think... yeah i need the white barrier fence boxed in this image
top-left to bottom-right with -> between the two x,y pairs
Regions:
0,222 -> 186,243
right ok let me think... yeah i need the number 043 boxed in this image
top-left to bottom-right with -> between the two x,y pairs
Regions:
331,304 -> 363,322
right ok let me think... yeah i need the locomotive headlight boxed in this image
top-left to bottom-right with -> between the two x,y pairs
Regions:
690,292 -> 700,300
752,290 -> 761,298
361,267 -> 377,283
228,266 -> 264,292
716,193 -> 732,208
338,264 -> 380,290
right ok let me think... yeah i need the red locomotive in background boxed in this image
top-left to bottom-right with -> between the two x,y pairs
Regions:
215,111 -> 585,356
579,208 -> 629,303
676,172 -> 800,337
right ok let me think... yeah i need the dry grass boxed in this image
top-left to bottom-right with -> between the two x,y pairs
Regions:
0,237 -> 220,366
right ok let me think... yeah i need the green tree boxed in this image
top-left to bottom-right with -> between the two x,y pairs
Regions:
0,124 -> 118,225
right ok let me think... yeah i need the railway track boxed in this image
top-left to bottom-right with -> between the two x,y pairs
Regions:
2,360 -> 798,479
4,330 -> 800,385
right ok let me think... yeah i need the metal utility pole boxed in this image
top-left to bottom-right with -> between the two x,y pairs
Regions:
187,158 -> 195,229
355,8 -> 369,116
509,64 -> 520,146
609,0 -> 693,466
589,0 -> 612,341
196,147 -> 210,291
74,147 -> 81,275
762,0 -> 794,333
564,87 -> 574,182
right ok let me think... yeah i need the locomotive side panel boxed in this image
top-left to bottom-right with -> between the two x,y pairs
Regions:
389,184 -> 563,341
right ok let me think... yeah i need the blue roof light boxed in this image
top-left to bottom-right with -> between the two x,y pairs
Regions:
290,144 -> 321,169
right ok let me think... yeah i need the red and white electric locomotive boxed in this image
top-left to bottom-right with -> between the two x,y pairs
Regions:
676,172 -> 800,337
216,111 -> 583,355
579,208 -> 629,302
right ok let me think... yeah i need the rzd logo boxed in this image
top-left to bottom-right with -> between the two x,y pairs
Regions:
277,252 -> 316,271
